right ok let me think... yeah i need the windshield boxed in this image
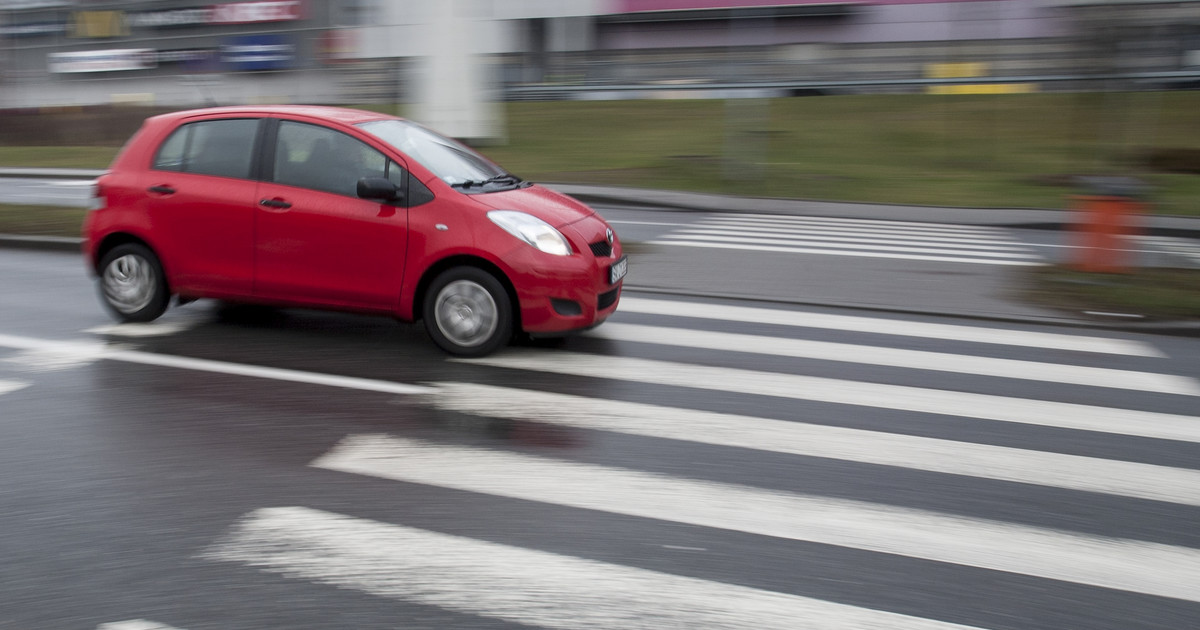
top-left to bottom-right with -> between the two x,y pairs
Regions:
357,119 -> 517,190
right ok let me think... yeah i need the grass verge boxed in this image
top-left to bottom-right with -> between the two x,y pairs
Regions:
1023,265 -> 1200,320
2,93 -> 1199,212
0,204 -> 86,237
0,146 -> 118,170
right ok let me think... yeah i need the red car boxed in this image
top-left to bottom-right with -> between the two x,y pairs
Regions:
83,105 -> 626,356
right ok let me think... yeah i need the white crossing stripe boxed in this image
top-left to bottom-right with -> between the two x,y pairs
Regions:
312,434 -> 1200,603
710,213 -> 1007,234
0,333 -> 434,396
702,219 -> 1008,238
205,506 -> 987,630
1135,235 -> 1200,265
97,622 -> 184,630
458,351 -> 1200,443
618,297 -> 1163,356
85,321 -> 198,337
428,382 -> 1200,506
689,219 -> 1014,242
660,233 -> 1041,259
649,239 -> 1044,266
676,225 -> 1030,249
653,214 -> 1042,265
588,322 -> 1198,395
0,379 -> 30,396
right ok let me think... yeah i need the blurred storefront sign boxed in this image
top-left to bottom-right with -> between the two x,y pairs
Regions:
68,11 -> 129,38
210,1 -> 305,25
126,1 -> 305,29
158,48 -> 220,72
0,22 -> 66,38
48,49 -> 157,73
924,62 -> 1037,94
127,9 -> 212,29
221,35 -> 295,71
318,29 -> 357,63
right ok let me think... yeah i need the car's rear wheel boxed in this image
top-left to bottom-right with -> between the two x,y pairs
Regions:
423,267 -> 512,357
98,243 -> 169,323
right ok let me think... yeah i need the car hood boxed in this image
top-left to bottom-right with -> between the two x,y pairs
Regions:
469,184 -> 594,228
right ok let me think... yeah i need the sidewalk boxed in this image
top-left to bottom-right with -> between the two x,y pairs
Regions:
2,170 -> 1197,333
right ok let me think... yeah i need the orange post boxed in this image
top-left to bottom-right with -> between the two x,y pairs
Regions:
1071,195 -> 1143,273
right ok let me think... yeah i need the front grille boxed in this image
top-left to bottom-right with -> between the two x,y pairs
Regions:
589,240 -> 613,258
597,287 -> 620,311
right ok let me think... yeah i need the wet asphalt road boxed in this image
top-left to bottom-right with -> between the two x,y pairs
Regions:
2,235 -> 1200,629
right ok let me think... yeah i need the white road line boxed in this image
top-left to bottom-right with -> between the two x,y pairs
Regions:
105,349 -> 435,395
706,214 -> 1006,234
589,323 -> 1199,395
663,233 -> 1040,258
697,220 -> 1009,240
313,434 -> 1200,604
648,239 -> 1044,265
0,333 -> 433,395
85,321 -> 198,337
676,226 -> 1030,249
428,382 -> 1200,507
617,297 -> 1163,357
97,621 -> 184,630
51,179 -> 97,187
205,506 -> 986,630
606,219 -> 691,227
0,379 -> 30,396
458,351 -> 1200,444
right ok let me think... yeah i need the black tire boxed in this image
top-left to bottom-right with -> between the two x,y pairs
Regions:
423,267 -> 513,357
97,243 -> 170,323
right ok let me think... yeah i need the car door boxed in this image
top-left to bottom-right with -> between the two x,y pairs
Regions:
253,119 -> 410,310
140,117 -> 261,297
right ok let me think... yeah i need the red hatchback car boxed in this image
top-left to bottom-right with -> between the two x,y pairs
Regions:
83,106 -> 626,356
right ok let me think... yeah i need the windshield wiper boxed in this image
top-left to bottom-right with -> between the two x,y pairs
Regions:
454,174 -> 523,189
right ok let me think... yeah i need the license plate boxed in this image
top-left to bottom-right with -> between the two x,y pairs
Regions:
609,255 -> 628,284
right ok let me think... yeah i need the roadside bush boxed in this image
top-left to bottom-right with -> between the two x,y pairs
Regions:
0,105 -> 175,146
1143,148 -> 1200,175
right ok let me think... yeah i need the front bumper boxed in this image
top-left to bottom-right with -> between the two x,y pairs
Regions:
506,217 -> 625,334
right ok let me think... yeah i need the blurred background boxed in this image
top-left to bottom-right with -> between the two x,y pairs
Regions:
2,0 -> 1199,209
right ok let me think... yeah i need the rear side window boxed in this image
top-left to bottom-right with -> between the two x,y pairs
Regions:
152,119 -> 259,179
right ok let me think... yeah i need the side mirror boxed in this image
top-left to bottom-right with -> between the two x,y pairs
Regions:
357,177 -> 401,202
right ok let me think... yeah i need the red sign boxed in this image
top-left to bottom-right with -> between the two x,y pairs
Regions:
615,0 -> 981,9
209,1 -> 304,25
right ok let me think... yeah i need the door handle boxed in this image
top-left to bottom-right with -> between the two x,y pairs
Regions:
147,185 -> 175,195
259,198 -> 292,209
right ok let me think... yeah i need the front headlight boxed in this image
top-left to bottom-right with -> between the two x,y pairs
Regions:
488,210 -> 572,256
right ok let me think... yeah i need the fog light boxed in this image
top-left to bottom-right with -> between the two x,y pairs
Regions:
551,298 -> 582,317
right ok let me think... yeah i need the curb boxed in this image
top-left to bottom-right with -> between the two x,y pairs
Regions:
0,234 -> 83,252
6,233 -> 1196,337
0,168 -> 105,179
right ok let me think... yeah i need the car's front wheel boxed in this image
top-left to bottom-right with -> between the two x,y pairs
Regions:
98,243 -> 170,323
423,267 -> 512,357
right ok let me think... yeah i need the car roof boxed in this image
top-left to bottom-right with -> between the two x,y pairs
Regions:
147,105 -> 397,127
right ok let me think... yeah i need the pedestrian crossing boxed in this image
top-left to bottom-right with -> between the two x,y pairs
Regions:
186,296 -> 1200,629
1135,234 -> 1200,267
650,213 -> 1045,266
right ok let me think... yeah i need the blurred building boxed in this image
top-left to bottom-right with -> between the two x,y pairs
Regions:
1,0 -> 1198,110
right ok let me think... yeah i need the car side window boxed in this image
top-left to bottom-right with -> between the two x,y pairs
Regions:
152,119 -> 259,179
152,126 -> 188,172
274,121 -> 396,198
